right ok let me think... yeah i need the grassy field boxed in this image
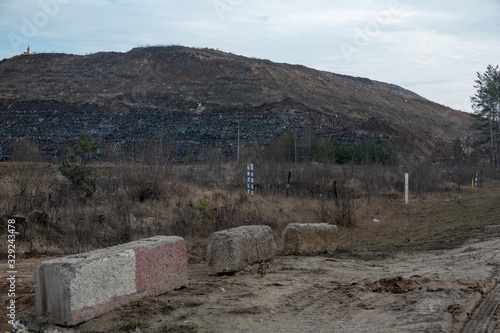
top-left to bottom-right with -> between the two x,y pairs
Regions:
337,181 -> 500,259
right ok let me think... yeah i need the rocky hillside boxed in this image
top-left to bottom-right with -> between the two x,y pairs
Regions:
0,46 -> 472,161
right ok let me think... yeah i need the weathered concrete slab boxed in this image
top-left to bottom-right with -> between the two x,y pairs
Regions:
35,236 -> 187,326
282,223 -> 339,255
207,225 -> 276,275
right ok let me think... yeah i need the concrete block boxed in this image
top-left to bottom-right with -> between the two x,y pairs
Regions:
282,223 -> 339,255
35,236 -> 187,326
207,225 -> 276,275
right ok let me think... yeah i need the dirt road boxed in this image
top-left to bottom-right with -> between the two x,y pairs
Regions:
2,235 -> 500,333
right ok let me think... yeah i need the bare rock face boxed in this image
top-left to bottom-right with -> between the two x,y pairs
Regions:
282,223 -> 339,255
207,225 -> 276,275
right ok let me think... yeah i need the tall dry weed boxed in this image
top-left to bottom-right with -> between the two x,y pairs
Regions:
1,156 -> 485,257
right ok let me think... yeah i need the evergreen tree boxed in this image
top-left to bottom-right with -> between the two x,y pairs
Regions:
471,65 -> 500,166
59,132 -> 99,196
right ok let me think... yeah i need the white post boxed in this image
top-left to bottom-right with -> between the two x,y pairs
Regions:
405,173 -> 409,204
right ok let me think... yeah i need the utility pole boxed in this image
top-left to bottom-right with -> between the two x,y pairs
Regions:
294,130 -> 297,163
237,120 -> 240,163
465,132 -> 472,160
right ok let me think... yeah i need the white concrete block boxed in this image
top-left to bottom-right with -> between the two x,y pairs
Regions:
36,236 -> 187,326
207,225 -> 276,275
282,223 -> 339,255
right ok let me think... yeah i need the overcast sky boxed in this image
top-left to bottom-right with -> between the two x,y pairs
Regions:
1,0 -> 499,112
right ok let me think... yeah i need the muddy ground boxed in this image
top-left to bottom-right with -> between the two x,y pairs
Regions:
1,234 -> 500,333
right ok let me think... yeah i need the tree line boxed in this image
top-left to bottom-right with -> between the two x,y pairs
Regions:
262,133 -> 396,165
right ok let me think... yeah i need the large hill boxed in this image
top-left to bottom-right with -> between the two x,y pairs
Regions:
0,46 -> 472,162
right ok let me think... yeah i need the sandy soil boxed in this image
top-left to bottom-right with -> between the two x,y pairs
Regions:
2,235 -> 500,333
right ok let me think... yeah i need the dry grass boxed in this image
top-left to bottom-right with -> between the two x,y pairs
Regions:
1,161 -> 499,260
337,181 -> 500,255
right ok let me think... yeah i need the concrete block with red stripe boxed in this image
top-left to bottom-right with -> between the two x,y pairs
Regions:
35,236 -> 187,326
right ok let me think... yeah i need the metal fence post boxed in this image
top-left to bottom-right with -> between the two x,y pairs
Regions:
247,164 -> 254,196
250,164 -> 254,196
405,173 -> 409,204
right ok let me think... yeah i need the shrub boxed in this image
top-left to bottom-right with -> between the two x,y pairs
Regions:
408,161 -> 443,199
335,183 -> 357,228
59,132 -> 98,196
120,137 -> 174,202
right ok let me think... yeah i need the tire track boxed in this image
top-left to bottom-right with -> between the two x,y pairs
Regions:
273,282 -> 377,332
461,283 -> 500,333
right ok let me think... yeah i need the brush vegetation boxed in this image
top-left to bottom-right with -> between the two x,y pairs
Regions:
1,135 -> 499,258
